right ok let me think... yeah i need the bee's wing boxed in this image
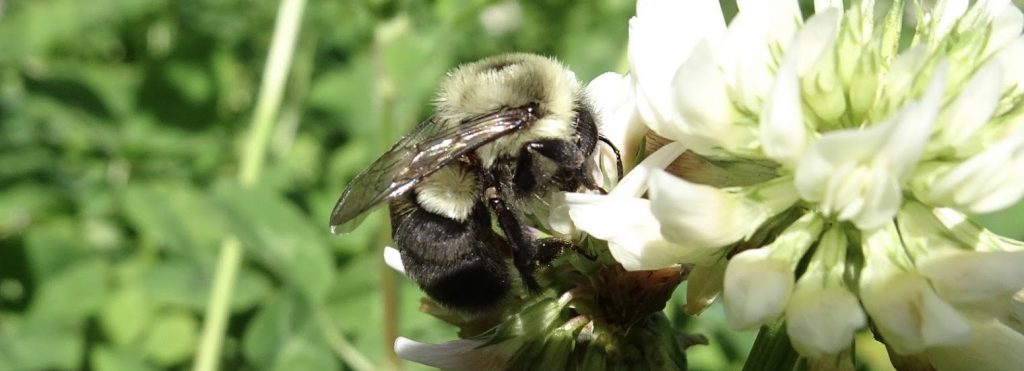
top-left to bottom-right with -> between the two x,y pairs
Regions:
329,106 -> 536,234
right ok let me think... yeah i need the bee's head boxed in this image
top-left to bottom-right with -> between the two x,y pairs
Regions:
435,53 -> 580,124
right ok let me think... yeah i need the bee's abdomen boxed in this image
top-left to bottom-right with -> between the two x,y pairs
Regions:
415,258 -> 510,310
390,199 -> 511,311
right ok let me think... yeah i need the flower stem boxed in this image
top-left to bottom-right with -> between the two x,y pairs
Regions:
371,21 -> 402,368
742,320 -> 799,371
193,0 -> 306,370
193,236 -> 243,371
238,0 -> 306,186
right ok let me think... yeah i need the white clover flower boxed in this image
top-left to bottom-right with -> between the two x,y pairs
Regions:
558,142 -> 693,270
585,72 -> 646,179
571,0 -> 1024,364
382,246 -> 405,275
395,337 -> 513,371
784,225 -> 866,358
924,320 -> 1024,371
723,212 -> 823,330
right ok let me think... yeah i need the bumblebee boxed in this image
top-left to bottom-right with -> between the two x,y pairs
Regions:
330,53 -> 620,311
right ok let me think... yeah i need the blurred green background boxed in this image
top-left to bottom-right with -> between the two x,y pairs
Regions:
1,0 -> 1022,370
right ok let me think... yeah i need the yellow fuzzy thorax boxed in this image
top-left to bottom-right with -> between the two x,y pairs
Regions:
415,165 -> 480,221
434,53 -> 581,166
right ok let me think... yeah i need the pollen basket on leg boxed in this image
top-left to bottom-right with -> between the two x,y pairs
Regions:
415,166 -> 480,221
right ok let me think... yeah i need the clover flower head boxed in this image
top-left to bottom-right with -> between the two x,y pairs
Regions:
570,0 -> 1024,365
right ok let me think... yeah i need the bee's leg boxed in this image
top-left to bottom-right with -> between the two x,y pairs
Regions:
534,237 -> 597,262
483,186 -> 542,292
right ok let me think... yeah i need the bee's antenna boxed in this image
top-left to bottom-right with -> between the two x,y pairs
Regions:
598,135 -> 623,180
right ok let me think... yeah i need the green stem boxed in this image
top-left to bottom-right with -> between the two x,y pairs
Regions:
742,320 -> 800,371
238,0 -> 307,186
378,230 -> 402,369
269,31 -> 317,157
370,23 -> 401,369
192,0 -> 306,370
193,237 -> 243,371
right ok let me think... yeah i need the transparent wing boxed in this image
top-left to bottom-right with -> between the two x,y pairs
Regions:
328,105 -> 537,234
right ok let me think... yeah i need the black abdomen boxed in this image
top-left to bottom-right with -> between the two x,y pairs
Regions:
390,197 -> 511,311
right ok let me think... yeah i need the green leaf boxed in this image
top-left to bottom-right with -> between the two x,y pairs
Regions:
307,56 -> 376,137
974,200 -> 1024,240
271,336 -> 339,371
0,147 -> 58,180
243,291 -> 338,370
324,253 -> 384,362
23,219 -> 94,280
0,0 -> 160,63
21,61 -> 142,120
324,139 -> 372,187
140,310 -> 199,366
0,317 -> 83,371
210,49 -> 254,115
214,182 -> 334,303
91,345 -> 159,371
381,31 -> 451,127
243,291 -> 312,368
324,252 -> 449,365
162,61 -> 214,106
80,216 -> 126,250
27,258 -> 109,325
139,257 -> 271,312
262,133 -> 324,191
122,181 -> 225,260
99,286 -> 155,346
0,184 -> 61,236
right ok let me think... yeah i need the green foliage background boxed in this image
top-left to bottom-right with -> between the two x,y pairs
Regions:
1,0 -> 1021,370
